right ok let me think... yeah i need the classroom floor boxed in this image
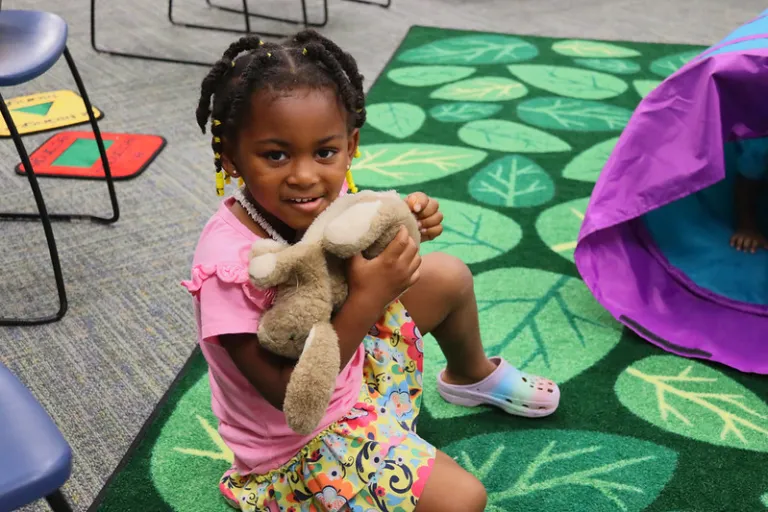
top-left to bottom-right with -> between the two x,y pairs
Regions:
0,0 -> 764,510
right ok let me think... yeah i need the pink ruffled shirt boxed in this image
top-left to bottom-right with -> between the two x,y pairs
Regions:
181,192 -> 364,475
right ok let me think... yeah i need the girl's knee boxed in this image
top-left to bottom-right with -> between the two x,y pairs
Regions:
458,471 -> 488,512
416,451 -> 487,512
422,252 -> 474,294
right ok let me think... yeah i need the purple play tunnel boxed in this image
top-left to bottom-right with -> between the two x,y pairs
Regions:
575,11 -> 768,374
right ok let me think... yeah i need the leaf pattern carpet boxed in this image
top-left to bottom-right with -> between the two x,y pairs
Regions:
90,27 -> 768,512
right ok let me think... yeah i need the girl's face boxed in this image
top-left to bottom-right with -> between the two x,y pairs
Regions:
223,86 -> 359,236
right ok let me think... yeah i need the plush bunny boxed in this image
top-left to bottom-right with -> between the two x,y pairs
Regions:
248,190 -> 420,435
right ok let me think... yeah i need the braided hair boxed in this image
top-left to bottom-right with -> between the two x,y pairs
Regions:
195,30 -> 366,196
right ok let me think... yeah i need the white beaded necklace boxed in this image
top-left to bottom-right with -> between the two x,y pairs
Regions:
233,187 -> 289,245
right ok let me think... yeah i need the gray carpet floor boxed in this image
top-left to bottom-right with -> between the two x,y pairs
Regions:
0,0 -> 763,510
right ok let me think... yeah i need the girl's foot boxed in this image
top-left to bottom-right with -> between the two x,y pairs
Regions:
436,357 -> 560,417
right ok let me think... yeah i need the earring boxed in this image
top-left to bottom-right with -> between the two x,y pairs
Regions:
226,167 -> 240,185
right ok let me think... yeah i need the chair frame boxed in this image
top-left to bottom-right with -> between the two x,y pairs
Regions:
90,0 -> 392,68
90,0 -> 310,67
0,47 -> 119,326
202,0 -> 393,27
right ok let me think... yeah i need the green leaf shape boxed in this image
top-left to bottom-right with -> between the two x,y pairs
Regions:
762,492 -> 768,507
552,39 -> 641,58
366,103 -> 426,139
649,50 -> 702,78
615,355 -> 768,452
352,143 -> 487,188
573,58 -> 641,75
536,197 -> 590,262
468,155 -> 555,208
458,120 -> 571,153
508,65 -> 628,100
423,267 -> 620,419
634,79 -> 662,98
517,97 -> 632,132
151,371 -> 232,510
417,197 -> 522,264
387,65 -> 476,87
429,102 -> 502,123
430,77 -> 528,102
562,137 -> 619,182
397,34 -> 538,65
444,430 -> 677,512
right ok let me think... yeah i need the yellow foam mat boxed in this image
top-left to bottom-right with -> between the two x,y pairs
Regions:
0,89 -> 103,137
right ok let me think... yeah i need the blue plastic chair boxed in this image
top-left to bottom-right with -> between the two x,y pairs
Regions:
0,361 -> 73,511
0,10 -> 119,326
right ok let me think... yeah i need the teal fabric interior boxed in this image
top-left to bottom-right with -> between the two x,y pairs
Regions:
643,137 -> 768,306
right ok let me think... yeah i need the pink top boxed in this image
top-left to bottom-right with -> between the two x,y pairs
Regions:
181,193 -> 364,475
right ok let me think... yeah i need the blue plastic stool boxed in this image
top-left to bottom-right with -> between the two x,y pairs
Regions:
0,362 -> 73,511
0,10 -> 119,326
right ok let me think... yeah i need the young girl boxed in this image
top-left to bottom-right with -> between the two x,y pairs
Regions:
182,30 -> 560,512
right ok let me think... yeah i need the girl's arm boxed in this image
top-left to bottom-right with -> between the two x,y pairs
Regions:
220,293 -> 383,411
221,226 -> 421,411
220,333 -> 296,411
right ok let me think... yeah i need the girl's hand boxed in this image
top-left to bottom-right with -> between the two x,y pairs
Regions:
346,226 -> 421,312
406,192 -> 443,242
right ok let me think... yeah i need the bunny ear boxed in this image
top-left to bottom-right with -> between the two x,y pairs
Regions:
323,199 -> 384,258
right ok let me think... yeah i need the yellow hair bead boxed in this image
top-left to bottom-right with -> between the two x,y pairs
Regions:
214,152 -> 221,160
267,52 -> 272,57
302,48 -> 308,55
231,61 -> 236,67
259,40 -> 264,45
215,170 -> 225,196
354,147 -> 361,158
213,119 -> 222,126
213,136 -> 221,143
345,169 -> 358,194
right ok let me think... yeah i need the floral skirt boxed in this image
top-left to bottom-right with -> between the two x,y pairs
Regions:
220,300 -> 437,512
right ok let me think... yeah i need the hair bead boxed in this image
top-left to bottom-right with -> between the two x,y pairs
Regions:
215,170 -> 225,196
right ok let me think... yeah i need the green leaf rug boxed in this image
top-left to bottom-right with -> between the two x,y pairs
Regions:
89,26 -> 768,512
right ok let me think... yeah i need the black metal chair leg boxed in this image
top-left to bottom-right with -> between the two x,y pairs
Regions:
63,47 -> 119,225
0,93 -> 67,326
45,489 -> 73,512
0,48 -> 120,224
90,0 -> 295,67
343,0 -> 391,7
90,0 -> 216,67
167,0 -> 289,39
205,0 -> 326,28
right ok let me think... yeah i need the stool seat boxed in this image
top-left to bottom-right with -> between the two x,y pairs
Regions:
0,363 -> 72,511
0,10 -> 68,86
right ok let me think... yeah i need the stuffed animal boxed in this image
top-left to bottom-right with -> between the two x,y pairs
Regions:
247,190 -> 421,435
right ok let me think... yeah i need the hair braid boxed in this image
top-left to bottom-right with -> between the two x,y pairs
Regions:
196,36 -> 268,194
196,35 -> 266,133
293,30 -> 366,126
229,46 -> 280,128
301,43 -> 364,128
